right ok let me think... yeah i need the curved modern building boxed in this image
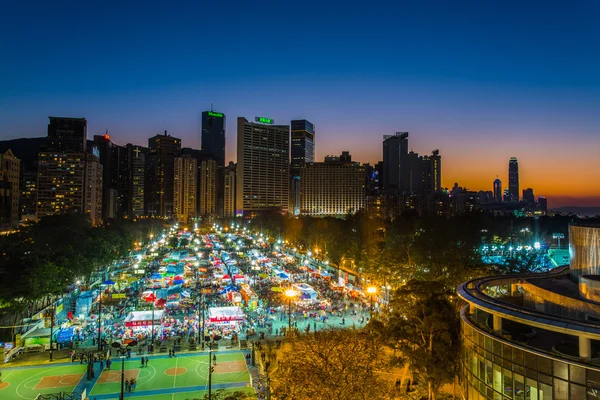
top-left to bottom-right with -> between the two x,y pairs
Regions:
458,225 -> 600,400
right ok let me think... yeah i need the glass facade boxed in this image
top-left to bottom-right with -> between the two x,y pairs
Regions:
462,311 -> 600,400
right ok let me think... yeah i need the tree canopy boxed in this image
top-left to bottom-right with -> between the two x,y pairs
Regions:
271,329 -> 392,400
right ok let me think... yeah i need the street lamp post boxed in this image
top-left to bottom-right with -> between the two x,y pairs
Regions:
150,292 -> 156,348
97,289 -> 103,351
285,289 -> 296,336
112,340 -> 137,400
49,306 -> 55,361
367,287 -> 377,319
208,342 -> 216,399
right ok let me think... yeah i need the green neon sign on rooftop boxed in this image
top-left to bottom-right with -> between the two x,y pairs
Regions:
255,116 -> 274,124
208,111 -> 224,118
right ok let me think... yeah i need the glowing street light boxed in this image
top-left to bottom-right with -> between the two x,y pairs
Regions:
285,289 -> 297,335
367,287 -> 377,318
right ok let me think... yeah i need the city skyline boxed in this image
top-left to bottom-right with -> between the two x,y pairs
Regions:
1,2 -> 599,208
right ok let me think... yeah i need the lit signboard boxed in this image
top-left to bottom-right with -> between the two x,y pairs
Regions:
255,117 -> 274,124
208,111 -> 223,118
92,146 -> 100,158
552,233 -> 565,239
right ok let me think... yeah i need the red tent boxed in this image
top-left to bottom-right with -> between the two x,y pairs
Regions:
155,298 -> 167,307
222,274 -> 231,280
144,293 -> 157,302
233,274 -> 244,280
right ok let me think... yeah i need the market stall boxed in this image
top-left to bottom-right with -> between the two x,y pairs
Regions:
124,310 -> 165,328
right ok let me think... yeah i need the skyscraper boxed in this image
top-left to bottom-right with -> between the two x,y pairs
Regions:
146,131 -> 181,217
199,159 -> 217,217
84,153 -> 103,226
538,196 -> 548,212
125,144 -> 146,217
493,178 -> 502,202
201,111 -> 226,168
300,152 -> 365,217
382,132 -> 409,194
523,188 -> 535,209
0,149 -> 20,229
47,117 -> 87,153
173,155 -> 197,222
223,162 -> 236,218
508,157 -> 519,202
37,117 -> 103,225
290,120 -> 315,174
422,149 -> 441,194
290,120 -> 315,215
407,151 -> 423,194
93,133 -> 121,220
236,117 -> 289,215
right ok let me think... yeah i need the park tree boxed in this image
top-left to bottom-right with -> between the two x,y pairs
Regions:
373,280 -> 460,400
169,236 -> 179,248
271,329 -> 392,400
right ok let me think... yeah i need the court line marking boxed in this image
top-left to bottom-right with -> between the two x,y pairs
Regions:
135,365 -> 156,389
16,368 -> 52,400
173,358 -> 178,389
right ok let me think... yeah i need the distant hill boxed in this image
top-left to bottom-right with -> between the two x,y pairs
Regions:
552,206 -> 600,216
0,137 -> 46,169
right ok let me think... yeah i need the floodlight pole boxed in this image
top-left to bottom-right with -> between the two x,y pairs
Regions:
97,291 -> 102,351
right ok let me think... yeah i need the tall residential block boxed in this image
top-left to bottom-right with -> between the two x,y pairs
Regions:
37,117 -> 103,225
146,131 -> 181,217
300,151 -> 365,217
0,149 -> 20,229
422,149 -> 441,194
223,162 -> 236,218
200,159 -> 217,216
201,111 -> 226,168
173,155 -> 197,222
508,157 -> 519,202
236,117 -> 290,215
93,133 -> 121,220
382,132 -> 409,194
84,153 -> 103,226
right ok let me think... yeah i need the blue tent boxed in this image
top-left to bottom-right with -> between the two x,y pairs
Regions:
219,285 -> 239,295
277,272 -> 290,280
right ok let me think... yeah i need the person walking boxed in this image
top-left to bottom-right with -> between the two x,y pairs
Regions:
145,357 -> 149,367
140,356 -> 145,367
212,354 -> 217,366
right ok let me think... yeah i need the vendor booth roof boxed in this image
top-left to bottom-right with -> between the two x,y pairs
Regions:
208,306 -> 245,322
219,285 -> 238,294
124,310 -> 164,327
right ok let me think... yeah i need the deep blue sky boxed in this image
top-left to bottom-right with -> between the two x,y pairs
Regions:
1,1 -> 599,206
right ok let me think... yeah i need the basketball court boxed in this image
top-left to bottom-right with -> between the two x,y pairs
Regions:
0,350 -> 255,400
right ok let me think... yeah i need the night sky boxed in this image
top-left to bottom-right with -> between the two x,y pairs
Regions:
1,1 -> 599,208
